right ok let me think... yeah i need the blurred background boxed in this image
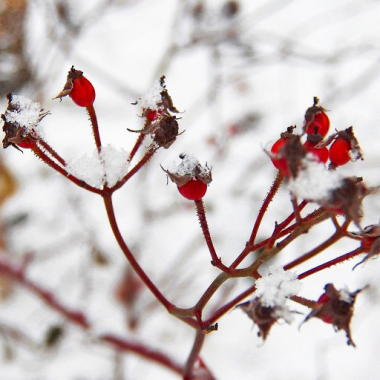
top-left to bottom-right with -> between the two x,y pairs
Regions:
1,0 -> 380,379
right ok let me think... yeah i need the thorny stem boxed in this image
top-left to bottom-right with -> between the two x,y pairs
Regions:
183,330 -> 205,380
103,194 -> 174,312
194,199 -> 232,273
247,171 -> 283,247
206,284 -> 257,325
103,193 -> 197,327
111,148 -> 157,192
250,208 -> 331,274
32,145 -> 103,195
87,104 -> 102,154
298,247 -> 365,279
193,273 -> 230,326
37,139 -> 66,166
101,335 -> 183,376
266,200 -> 308,250
284,218 -> 351,270
128,133 -> 146,163
291,195 -> 302,223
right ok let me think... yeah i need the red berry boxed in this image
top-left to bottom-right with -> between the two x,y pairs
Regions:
177,179 -> 207,200
329,137 -> 351,166
306,111 -> 330,137
270,138 -> 290,177
70,75 -> 96,107
304,141 -> 329,163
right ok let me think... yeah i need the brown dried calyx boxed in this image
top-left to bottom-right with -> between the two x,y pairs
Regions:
302,283 -> 365,347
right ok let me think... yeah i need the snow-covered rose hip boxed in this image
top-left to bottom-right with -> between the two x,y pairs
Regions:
163,154 -> 212,201
54,66 -> 96,107
1,93 -> 48,151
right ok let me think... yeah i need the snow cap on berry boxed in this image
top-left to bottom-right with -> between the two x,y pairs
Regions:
163,154 -> 212,187
1,93 -> 48,150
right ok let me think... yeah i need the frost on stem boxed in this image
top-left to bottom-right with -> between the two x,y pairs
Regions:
130,76 -> 181,149
238,268 -> 302,340
67,145 -> 130,188
1,93 -> 48,151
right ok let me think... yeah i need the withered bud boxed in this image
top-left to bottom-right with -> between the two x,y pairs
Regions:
303,283 -> 365,347
279,135 -> 307,178
53,66 -> 83,101
325,177 -> 368,226
237,298 -> 290,340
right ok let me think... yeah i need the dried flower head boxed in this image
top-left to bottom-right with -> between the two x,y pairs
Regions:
129,76 -> 182,148
302,283 -> 365,347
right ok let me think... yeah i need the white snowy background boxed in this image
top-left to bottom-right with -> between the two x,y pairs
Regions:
1,0 -> 380,379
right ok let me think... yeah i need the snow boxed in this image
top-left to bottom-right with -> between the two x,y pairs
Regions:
137,79 -> 164,110
67,145 -> 130,188
170,153 -> 202,176
5,95 -> 45,137
255,267 -> 302,322
287,155 -> 343,201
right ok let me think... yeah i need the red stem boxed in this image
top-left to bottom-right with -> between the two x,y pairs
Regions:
103,194 -> 174,312
110,148 -> 157,192
32,145 -> 104,195
194,199 -> 232,273
284,231 -> 343,270
87,104 -> 102,154
183,330 -> 205,380
298,247 -> 364,279
37,140 -> 66,166
0,259 -> 90,329
0,257 -> 184,374
206,284 -> 256,325
101,334 -> 183,376
128,133 -> 146,163
248,171 -> 283,247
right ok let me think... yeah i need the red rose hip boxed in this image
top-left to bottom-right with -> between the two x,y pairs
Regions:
329,137 -> 351,166
178,179 -> 207,201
